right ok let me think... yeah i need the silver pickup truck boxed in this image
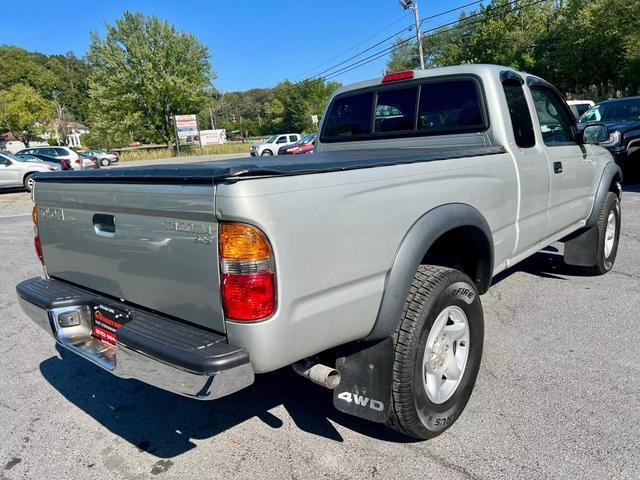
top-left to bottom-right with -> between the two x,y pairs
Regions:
17,65 -> 622,440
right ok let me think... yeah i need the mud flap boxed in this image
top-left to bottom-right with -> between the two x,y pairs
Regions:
333,337 -> 394,423
563,225 -> 599,267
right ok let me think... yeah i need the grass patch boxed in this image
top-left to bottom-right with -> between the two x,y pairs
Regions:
119,143 -> 251,162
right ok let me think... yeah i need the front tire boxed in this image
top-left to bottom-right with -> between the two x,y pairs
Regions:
100,158 -> 111,167
386,265 -> 484,440
261,149 -> 273,156
587,191 -> 621,275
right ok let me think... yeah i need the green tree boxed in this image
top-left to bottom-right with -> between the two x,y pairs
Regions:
0,83 -> 54,146
0,47 -> 91,123
386,0 -> 640,100
87,11 -> 214,147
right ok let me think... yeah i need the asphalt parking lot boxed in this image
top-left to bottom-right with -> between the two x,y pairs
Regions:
0,178 -> 639,479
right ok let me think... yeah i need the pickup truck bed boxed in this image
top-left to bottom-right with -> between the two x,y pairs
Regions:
35,146 -> 506,183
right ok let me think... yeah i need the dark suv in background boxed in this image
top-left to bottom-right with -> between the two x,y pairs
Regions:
578,96 -> 640,178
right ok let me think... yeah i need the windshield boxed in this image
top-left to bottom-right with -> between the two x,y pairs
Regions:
580,99 -> 640,123
296,133 -> 316,145
3,152 -> 33,162
266,135 -> 278,143
14,154 -> 42,163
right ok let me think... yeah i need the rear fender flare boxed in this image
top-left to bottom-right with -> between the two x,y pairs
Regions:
365,203 -> 493,341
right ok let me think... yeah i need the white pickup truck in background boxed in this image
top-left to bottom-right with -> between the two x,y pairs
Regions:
250,133 -> 301,156
17,64 -> 622,440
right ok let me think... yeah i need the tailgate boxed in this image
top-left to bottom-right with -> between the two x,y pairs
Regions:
33,182 -> 224,333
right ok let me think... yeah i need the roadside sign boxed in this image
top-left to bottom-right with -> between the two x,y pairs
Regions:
174,114 -> 199,139
311,114 -> 319,125
200,129 -> 226,145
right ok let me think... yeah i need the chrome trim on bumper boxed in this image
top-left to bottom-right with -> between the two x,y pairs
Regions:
18,296 -> 254,400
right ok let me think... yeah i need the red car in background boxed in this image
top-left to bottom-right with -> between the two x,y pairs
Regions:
278,133 -> 316,155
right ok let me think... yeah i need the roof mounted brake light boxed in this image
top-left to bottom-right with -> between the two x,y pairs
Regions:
382,71 -> 414,83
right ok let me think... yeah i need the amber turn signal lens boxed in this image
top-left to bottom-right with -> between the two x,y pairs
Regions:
32,205 -> 38,225
219,223 -> 271,260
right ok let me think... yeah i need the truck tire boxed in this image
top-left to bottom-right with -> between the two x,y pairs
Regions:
386,265 -> 483,439
261,150 -> 273,156
586,191 -> 621,275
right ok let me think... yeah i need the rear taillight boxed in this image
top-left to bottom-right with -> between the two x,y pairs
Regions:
33,205 -> 43,263
74,159 -> 81,164
219,223 -> 275,321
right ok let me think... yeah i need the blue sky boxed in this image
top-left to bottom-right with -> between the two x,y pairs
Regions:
0,0 -> 478,91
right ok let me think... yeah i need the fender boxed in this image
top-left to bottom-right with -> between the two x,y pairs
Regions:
365,203 -> 493,341
585,161 -> 623,229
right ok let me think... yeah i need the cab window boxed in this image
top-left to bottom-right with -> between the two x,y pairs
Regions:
276,136 -> 288,144
530,86 -> 575,145
502,81 -> 536,148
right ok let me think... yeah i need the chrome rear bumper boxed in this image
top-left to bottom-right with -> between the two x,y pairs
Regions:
17,278 -> 254,400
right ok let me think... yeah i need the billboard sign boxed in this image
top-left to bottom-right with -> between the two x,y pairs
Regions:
174,114 -> 199,140
200,129 -> 226,145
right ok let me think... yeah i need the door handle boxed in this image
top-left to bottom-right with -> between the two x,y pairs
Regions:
93,213 -> 115,237
553,162 -> 563,174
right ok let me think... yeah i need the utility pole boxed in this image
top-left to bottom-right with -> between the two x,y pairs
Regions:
400,0 -> 425,70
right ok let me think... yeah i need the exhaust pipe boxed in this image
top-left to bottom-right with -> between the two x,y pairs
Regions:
292,359 -> 341,389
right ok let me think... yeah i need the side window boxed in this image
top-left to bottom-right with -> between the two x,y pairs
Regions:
276,136 -> 288,144
374,87 -> 417,132
289,135 -> 298,142
418,80 -> 484,132
322,92 -> 374,138
54,148 -> 68,156
530,87 -> 575,145
502,81 -> 535,148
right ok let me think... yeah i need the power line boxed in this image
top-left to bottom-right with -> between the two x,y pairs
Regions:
321,0 -> 552,81
298,0 -> 486,84
295,12 -> 413,80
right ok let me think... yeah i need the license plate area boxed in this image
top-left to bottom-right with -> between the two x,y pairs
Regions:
91,302 -> 131,346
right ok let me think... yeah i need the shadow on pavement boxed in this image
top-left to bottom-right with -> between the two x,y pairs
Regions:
40,347 -> 415,458
0,187 -> 27,195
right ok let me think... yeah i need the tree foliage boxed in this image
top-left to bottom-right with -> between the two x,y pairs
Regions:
0,84 -> 54,146
0,46 -> 90,123
86,11 -> 214,147
387,0 -> 640,100
211,79 -> 340,136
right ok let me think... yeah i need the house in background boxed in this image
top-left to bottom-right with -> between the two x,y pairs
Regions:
50,119 -> 89,147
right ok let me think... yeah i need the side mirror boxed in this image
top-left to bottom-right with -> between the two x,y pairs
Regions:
581,124 -> 609,144
3,159 -> 11,166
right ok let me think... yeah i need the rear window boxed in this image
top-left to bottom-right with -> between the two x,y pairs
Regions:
418,80 -> 483,132
375,87 -> 417,133
322,92 -> 374,138
321,77 -> 485,142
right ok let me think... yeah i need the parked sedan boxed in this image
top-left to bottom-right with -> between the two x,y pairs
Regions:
16,153 -> 72,170
0,151 -> 61,191
17,146 -> 84,170
81,149 -> 119,167
277,133 -> 316,155
578,96 -> 640,175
